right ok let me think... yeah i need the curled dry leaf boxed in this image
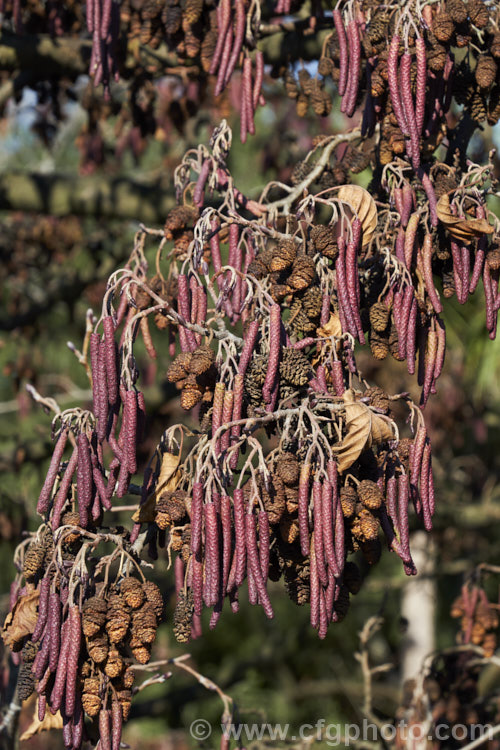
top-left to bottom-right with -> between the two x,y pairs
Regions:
20,701 -> 63,740
2,585 -> 39,651
334,390 -> 396,473
436,194 -> 493,244
132,450 -> 182,523
337,185 -> 377,247
317,313 -> 343,339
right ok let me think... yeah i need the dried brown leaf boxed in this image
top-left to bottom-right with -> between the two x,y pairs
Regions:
132,451 -> 182,523
2,586 -> 39,651
20,701 -> 63,740
317,313 -> 342,339
437,194 -> 493,243
337,185 -> 377,246
334,390 -> 396,472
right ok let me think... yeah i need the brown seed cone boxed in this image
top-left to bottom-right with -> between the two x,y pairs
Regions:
131,644 -> 151,664
475,56 -> 497,90
117,689 -> 133,720
106,593 -> 131,644
351,508 -> 379,542
279,514 -> 300,544
142,581 -> 163,619
23,541 -> 45,581
184,0 -> 202,25
285,70 -> 299,99
18,660 -> 36,701
180,378 -> 204,410
476,601 -> 499,630
364,386 -> 390,414
164,206 -> 199,239
301,286 -> 323,319
173,589 -> 194,643
369,302 -> 390,332
121,667 -> 136,689
86,632 -> 109,663
343,561 -> 362,595
360,537 -> 382,565
310,224 -> 338,259
121,578 -> 146,610
105,647 -> 124,678
82,596 -> 107,637
170,529 -> 184,552
491,33 -> 500,59
389,324 -> 404,361
269,239 -> 297,272
471,621 -> 486,645
318,56 -> 334,77
167,352 -> 193,383
289,255 -> 316,291
132,603 -> 157,644
256,475 -> 286,525
280,347 -> 311,387
467,0 -> 489,27
155,489 -> 188,528
358,480 -> 384,510
397,438 -> 412,473
487,246 -> 500,271
427,42 -> 447,72
189,345 -> 215,376
298,68 -> 313,94
296,94 -> 309,118
284,485 -> 299,514
154,311 -> 169,330
340,486 -> 357,518
446,0 -> 468,23
450,595 -> 464,618
22,640 -> 38,663
276,452 -> 300,486
61,511 -> 81,544
370,330 -> 390,360
432,10 -> 454,42
82,678 -> 101,717
200,29 -> 217,72
482,632 -> 497,657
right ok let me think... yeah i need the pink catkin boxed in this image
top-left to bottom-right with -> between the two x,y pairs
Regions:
406,298 -> 418,375
203,503 -> 220,608
209,0 -> 231,75
262,304 -> 282,404
243,58 -> 255,137
220,390 -> 234,453
37,427 -> 69,513
422,234 -> 443,313
400,52 -> 420,168
177,275 -> 198,351
415,38 -> 427,136
404,212 -> 419,269
192,553 -> 203,617
224,0 -> 246,88
418,169 -> 438,226
214,11 -> 234,95
253,50 -> 264,110
419,441 -> 433,531
32,576 -> 50,642
298,464 -> 311,557
330,360 -> 345,396
77,432 -> 93,528
258,510 -> 270,582
190,482 -> 204,556
388,35 -> 408,136
470,207 -> 488,293
321,480 -> 340,578
50,617 -> 70,712
397,474 -> 412,565
103,316 -> 118,406
333,10 -> 348,97
313,481 -> 327,586
245,512 -> 274,618
51,446 -> 79,529
64,606 -> 82,717
220,495 -> 233,597
211,382 -> 225,456
345,239 -> 365,343
229,374 -> 244,469
96,340 -> 109,441
48,590 -> 62,672
309,539 -> 320,630
336,238 -> 357,336
233,488 -> 247,587
343,21 -> 361,117
238,319 -> 260,375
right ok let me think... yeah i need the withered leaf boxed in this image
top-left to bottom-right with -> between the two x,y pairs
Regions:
2,586 -> 39,651
437,194 -> 493,243
334,390 -> 396,472
317,313 -> 342,339
20,701 -> 63,740
337,185 -> 377,247
132,450 -> 182,523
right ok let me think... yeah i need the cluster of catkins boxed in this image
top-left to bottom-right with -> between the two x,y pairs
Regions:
396,588 -> 500,747
8,517 -> 164,749
287,0 -> 500,140
451,582 -> 499,657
